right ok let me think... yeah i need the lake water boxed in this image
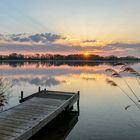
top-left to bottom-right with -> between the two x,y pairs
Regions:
1,61 -> 140,140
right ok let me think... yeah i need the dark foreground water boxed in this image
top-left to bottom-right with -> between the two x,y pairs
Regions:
1,61 -> 140,140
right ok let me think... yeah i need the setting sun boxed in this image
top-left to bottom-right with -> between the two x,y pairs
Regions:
84,52 -> 90,56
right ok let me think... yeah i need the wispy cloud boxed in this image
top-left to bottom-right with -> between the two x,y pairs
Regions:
82,40 -> 97,43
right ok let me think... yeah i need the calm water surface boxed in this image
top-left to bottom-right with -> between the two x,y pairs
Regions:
1,61 -> 140,140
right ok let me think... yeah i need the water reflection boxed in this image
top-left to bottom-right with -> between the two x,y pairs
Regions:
12,77 -> 66,87
29,111 -> 79,140
0,61 -> 139,68
0,61 -> 140,139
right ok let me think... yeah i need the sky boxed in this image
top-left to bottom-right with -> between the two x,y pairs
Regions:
0,0 -> 140,56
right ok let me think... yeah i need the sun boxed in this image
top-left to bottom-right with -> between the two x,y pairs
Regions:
84,52 -> 89,56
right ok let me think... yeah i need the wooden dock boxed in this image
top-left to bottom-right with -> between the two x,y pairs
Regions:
0,89 -> 80,140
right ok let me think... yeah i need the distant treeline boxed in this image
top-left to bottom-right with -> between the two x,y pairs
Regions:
0,53 -> 140,61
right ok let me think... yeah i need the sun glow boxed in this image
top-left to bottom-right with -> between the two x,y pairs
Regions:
84,52 -> 90,56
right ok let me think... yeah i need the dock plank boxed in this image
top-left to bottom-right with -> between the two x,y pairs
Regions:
0,134 -> 14,140
0,122 -> 29,130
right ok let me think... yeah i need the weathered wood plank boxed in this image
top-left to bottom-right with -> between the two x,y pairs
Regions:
0,126 -> 24,133
0,119 -> 31,127
0,129 -> 20,137
0,116 -> 35,124
0,134 -> 14,140
0,122 -> 28,130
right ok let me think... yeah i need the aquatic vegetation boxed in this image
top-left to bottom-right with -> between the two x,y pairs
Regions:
106,78 -> 140,110
105,66 -> 140,110
0,77 -> 12,110
121,66 -> 140,87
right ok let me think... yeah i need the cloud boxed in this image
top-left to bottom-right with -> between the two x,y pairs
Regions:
28,33 -> 63,43
0,33 -> 64,43
0,42 -> 140,56
82,39 -> 96,43
0,33 -> 140,56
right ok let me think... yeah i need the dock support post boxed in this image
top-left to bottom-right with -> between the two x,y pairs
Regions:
38,86 -> 41,92
77,91 -> 80,115
21,91 -> 23,100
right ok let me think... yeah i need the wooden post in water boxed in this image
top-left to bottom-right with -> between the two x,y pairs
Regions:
38,86 -> 41,92
21,91 -> 24,100
77,91 -> 80,115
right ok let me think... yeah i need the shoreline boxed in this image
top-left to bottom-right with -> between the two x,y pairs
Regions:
0,59 -> 140,62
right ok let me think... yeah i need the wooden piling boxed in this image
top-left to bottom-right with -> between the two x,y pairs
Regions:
21,91 -> 23,100
77,91 -> 80,114
38,87 -> 41,92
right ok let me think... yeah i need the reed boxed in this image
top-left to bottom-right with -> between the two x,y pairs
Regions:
105,68 -> 140,102
121,66 -> 140,87
106,78 -> 140,110
106,66 -> 140,128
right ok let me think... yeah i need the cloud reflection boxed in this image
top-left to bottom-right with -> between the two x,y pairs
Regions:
12,77 -> 66,87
